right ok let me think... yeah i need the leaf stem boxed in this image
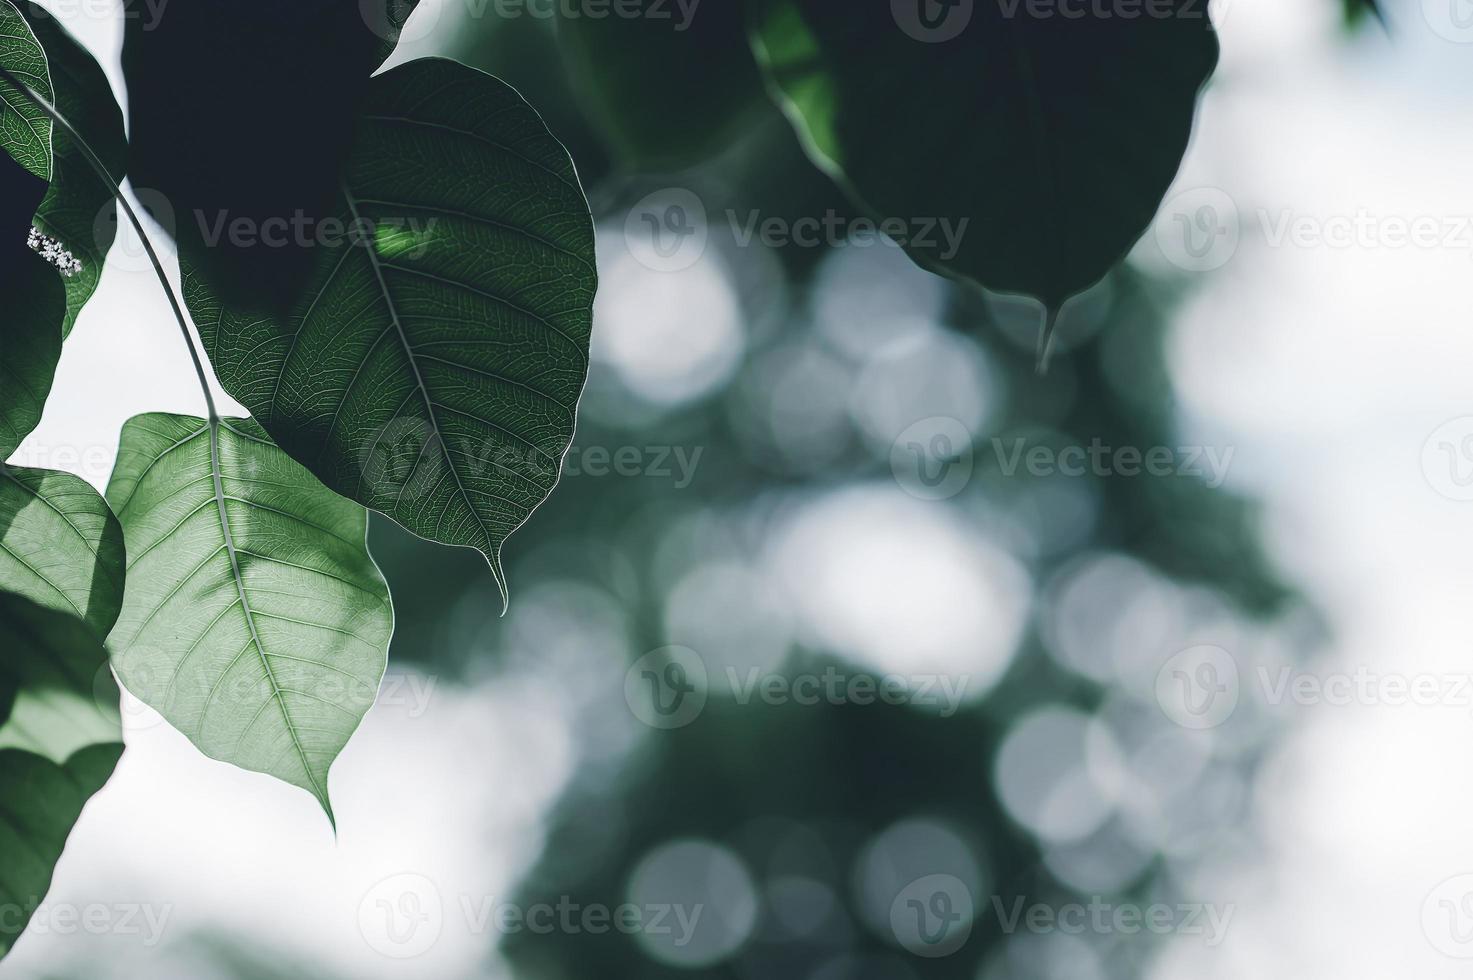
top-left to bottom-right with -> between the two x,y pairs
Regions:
0,63 -> 219,423
1035,305 -> 1060,375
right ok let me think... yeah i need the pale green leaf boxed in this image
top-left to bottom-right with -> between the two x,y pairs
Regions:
106,414 -> 393,823
188,58 -> 597,603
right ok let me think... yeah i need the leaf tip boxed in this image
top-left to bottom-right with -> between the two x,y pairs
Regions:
486,549 -> 510,617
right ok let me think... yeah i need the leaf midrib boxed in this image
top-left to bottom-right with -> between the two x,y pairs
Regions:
340,184 -> 500,572
205,418 -> 327,810
1003,22 -> 1067,305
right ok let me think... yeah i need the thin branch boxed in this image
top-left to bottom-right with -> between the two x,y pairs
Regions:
0,62 -> 219,423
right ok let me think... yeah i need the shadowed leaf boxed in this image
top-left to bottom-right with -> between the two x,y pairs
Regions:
748,0 -> 1218,307
0,465 -> 124,637
557,0 -> 768,169
188,58 -> 597,603
20,1 -> 126,336
0,591 -> 122,959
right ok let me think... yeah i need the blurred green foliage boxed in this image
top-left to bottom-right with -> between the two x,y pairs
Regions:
347,9 -> 1318,978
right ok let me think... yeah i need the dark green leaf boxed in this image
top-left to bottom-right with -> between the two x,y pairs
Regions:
0,3 -> 123,459
20,1 -> 127,336
106,414 -> 393,822
747,0 -> 1218,307
188,58 -> 597,602
0,248 -> 62,459
558,0 -> 767,169
0,590 -> 122,959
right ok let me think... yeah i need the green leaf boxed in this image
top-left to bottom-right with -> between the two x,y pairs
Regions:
0,590 -> 123,960
558,0 -> 768,169
20,1 -> 127,336
0,0 -> 50,181
188,58 -> 596,603
0,464 -> 125,637
0,249 -> 63,459
747,0 -> 1218,307
0,3 -> 122,459
106,414 -> 393,822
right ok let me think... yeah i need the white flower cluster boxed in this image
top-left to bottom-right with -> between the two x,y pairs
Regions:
27,226 -> 82,278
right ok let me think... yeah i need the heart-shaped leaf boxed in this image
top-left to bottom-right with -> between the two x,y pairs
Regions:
0,464 -> 125,637
0,0 -> 49,181
106,414 -> 393,823
747,0 -> 1219,308
0,590 -> 123,959
187,58 -> 597,602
